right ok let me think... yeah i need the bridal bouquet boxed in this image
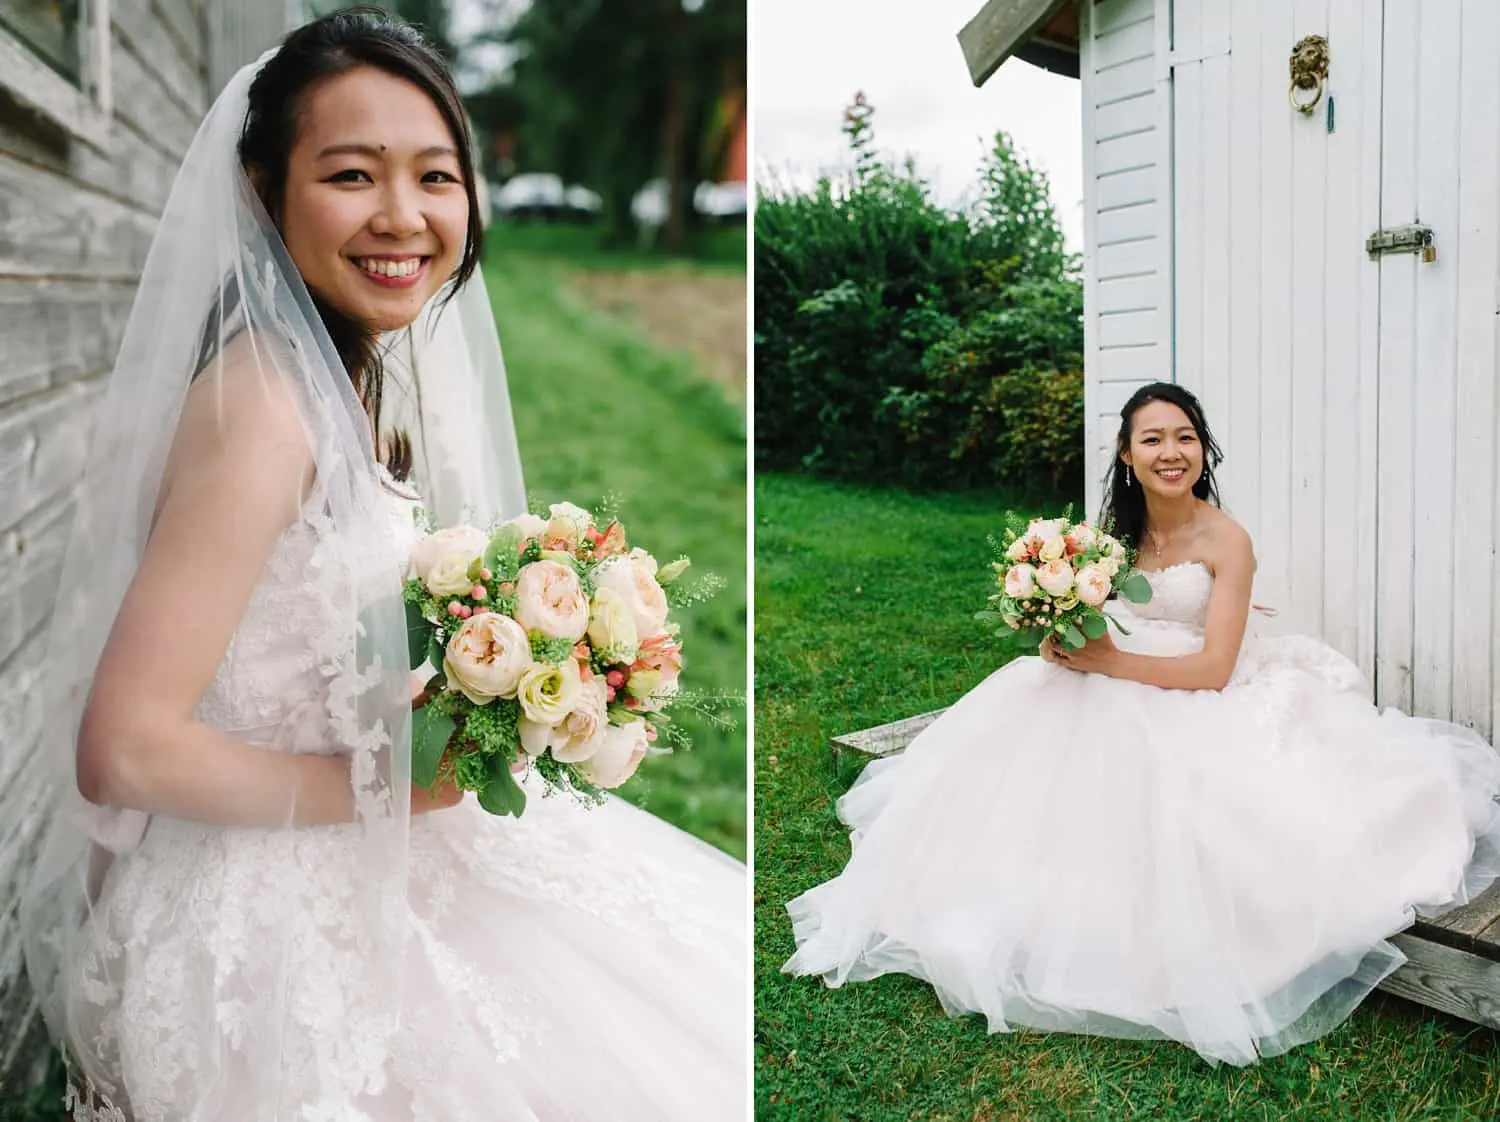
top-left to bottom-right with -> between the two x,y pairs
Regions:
402,501 -> 725,817
977,513 -> 1152,652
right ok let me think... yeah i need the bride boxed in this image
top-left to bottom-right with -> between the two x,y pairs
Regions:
783,381 -> 1500,1066
19,9 -> 745,1120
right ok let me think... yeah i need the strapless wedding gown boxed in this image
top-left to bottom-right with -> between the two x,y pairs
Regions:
783,562 -> 1500,1065
67,471 -> 747,1120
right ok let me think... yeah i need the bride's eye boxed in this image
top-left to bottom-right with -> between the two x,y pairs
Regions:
327,169 -> 373,184
423,170 -> 461,185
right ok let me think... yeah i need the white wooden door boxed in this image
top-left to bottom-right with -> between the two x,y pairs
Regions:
1371,0 -> 1500,736
1166,0 -> 1499,738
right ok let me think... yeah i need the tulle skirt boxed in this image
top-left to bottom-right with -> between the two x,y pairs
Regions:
783,619 -> 1500,1065
73,774 -> 747,1120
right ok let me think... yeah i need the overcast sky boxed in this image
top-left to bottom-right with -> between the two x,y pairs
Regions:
753,0 -> 1084,250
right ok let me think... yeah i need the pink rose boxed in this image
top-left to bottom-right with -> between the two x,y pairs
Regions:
1074,564 -> 1112,608
513,560 -> 589,641
593,558 -> 669,637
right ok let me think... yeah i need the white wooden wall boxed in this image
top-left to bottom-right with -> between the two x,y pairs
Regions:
1079,0 -> 1174,517
1141,0 -> 1500,738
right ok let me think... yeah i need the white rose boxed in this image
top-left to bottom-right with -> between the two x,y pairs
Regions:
1004,537 -> 1029,562
516,658 -> 582,726
588,586 -> 640,663
593,559 -> 669,637
579,721 -> 650,789
1028,518 -> 1063,542
1003,563 -> 1036,599
442,612 -> 530,704
412,526 -> 488,595
503,512 -> 548,540
1075,564 -> 1112,607
514,560 -> 590,640
1098,555 -> 1122,578
543,502 -> 594,545
520,677 -> 608,762
1068,523 -> 1097,551
1038,536 -> 1066,562
1035,558 -> 1075,596
625,547 -> 659,577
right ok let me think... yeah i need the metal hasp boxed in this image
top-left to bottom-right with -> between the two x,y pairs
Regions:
1366,223 -> 1436,261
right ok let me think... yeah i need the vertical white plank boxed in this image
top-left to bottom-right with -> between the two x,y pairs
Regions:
1288,0 -> 1331,635
1173,2 -> 1204,403
1154,0 -> 1175,389
1257,0 -> 1296,618
1375,0 -> 1420,712
1452,0 -> 1499,738
1197,0 -> 1233,489
1352,0 -> 1384,684
1408,0 -> 1462,721
1321,0 -> 1381,670
1082,0 -> 1104,517
1226,0 -> 1262,550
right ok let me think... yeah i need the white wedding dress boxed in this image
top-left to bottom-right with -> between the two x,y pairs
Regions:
67,468 -> 747,1120
784,561 -> 1500,1065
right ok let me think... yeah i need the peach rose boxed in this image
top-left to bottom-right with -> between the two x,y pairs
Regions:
1035,558 -> 1075,596
579,721 -> 650,789
593,558 -> 669,637
442,612 -> 530,704
1074,564 -> 1112,607
513,560 -> 590,641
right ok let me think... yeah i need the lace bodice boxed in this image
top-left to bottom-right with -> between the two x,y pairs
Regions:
1121,561 -> 1214,629
193,468 -> 420,738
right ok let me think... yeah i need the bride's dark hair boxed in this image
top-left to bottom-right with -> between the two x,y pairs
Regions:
235,6 -> 484,477
1098,381 -> 1223,549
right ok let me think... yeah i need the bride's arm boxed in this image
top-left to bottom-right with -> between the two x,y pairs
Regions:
75,361 -> 452,826
1053,525 -> 1255,691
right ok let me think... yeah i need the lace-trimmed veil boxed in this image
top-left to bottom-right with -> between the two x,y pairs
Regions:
17,45 -> 524,1109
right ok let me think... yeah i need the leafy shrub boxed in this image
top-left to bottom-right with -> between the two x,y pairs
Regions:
754,95 -> 1084,494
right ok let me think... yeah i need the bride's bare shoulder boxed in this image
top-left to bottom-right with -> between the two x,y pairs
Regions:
1199,506 -> 1255,573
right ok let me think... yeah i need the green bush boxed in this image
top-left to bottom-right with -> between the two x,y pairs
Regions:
754,96 -> 1084,494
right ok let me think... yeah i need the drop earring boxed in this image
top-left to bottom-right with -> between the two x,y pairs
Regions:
1125,465 -> 1132,488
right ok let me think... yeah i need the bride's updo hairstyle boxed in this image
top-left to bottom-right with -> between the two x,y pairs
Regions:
236,5 -> 484,474
1099,381 -> 1224,549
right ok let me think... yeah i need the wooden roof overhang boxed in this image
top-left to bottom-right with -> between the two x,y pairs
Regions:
958,0 -> 1081,86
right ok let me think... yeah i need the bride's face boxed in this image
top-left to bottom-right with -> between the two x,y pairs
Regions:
1123,399 -> 1203,497
277,65 -> 469,333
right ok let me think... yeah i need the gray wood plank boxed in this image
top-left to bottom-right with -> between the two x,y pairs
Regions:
1383,932 -> 1500,1029
830,708 -> 946,758
0,111 -> 183,216
113,0 -> 207,119
0,280 -> 136,400
1420,880 -> 1500,947
0,152 -> 159,278
110,27 -> 201,157
154,0 -> 207,67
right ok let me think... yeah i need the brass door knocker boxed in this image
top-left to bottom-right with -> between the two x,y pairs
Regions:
1289,35 -> 1330,115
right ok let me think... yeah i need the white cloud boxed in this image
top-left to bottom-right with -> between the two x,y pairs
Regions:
752,0 -> 1084,250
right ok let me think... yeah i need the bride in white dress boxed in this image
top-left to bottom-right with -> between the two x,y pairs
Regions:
18,10 -> 745,1119
783,381 -> 1500,1066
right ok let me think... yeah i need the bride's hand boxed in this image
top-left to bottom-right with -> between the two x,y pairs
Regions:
411,775 -> 465,815
1049,630 -> 1120,675
411,670 -> 435,711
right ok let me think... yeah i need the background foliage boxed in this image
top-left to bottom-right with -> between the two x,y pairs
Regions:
755,96 -> 1086,497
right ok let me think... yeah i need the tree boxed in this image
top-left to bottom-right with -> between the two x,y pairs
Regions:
499,0 -> 745,249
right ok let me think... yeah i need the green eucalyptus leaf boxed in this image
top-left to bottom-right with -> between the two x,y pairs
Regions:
405,599 -> 431,671
1063,623 -> 1087,649
411,706 -> 456,788
1081,613 -> 1108,640
477,755 -> 527,817
1118,570 -> 1153,604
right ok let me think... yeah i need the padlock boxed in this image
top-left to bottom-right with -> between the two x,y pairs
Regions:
1423,244 -> 1437,263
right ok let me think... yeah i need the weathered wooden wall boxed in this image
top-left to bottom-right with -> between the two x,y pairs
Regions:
0,0 -> 214,1094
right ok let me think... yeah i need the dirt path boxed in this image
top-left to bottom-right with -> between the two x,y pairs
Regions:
566,268 -> 746,398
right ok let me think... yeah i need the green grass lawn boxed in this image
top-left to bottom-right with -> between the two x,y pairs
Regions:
754,471 -> 1500,1120
482,233 -> 746,860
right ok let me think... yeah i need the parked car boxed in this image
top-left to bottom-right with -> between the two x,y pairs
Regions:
491,173 -> 567,220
